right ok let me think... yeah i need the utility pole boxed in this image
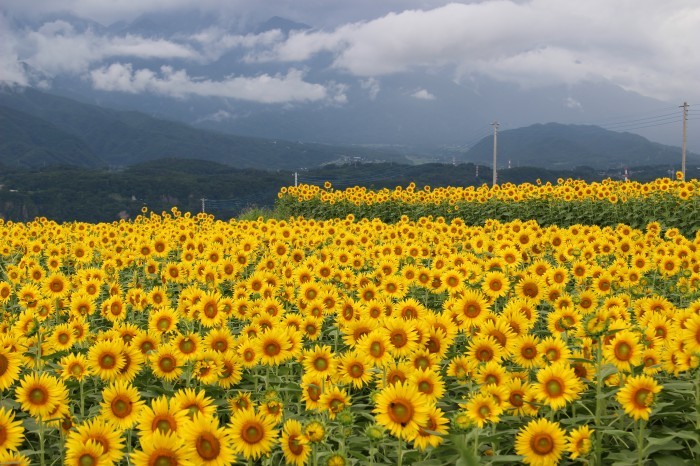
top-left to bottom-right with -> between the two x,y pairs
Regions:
294,172 -> 298,187
681,102 -> 688,180
201,198 -> 206,213
491,121 -> 499,186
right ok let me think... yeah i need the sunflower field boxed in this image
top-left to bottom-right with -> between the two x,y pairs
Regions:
0,176 -> 699,466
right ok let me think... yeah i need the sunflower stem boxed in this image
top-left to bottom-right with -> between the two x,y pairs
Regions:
38,416 -> 46,466
636,419 -> 646,466
594,338 -> 603,466
79,379 -> 85,418
397,436 -> 403,466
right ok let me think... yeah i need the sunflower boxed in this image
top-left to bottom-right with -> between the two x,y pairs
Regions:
538,336 -> 572,364
302,345 -> 337,378
505,377 -> 537,416
132,330 -> 159,356
466,335 -> 504,364
0,346 -> 22,390
150,344 -> 183,381
15,372 -> 63,418
59,352 -> 89,381
535,361 -> 584,410
384,318 -> 420,358
320,386 -> 351,419
0,406 -> 24,453
409,367 -> 445,403
42,273 -> 69,298
217,351 -> 244,389
567,425 -> 594,460
359,329 -> 393,367
680,313 -> 700,354
450,290 -> 491,329
137,396 -> 190,441
130,431 -> 192,466
476,361 -> 508,388
0,450 -> 31,466
173,388 -> 217,421
511,334 -> 543,369
228,408 -> 278,461
460,392 -> 503,428
149,307 -> 180,335
102,295 -> 127,322
413,405 -> 449,451
373,381 -> 431,441
280,419 -> 310,466
481,270 -> 510,299
515,275 -> 547,302
603,328 -> 643,372
256,327 -> 293,366
100,380 -> 145,430
300,372 -> 325,411
180,414 -> 236,466
515,417 -> 566,466
338,350 -> 374,388
67,417 -> 125,465
616,374 -> 662,421
64,439 -> 106,466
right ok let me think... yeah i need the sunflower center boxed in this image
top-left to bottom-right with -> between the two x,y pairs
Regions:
0,354 -> 8,375
100,354 -> 116,369
634,388 -> 652,408
349,363 -> 363,378
288,435 -> 305,455
530,433 -> 555,455
155,418 -> 174,433
418,381 -> 432,394
489,280 -> 502,291
79,453 -> 97,466
391,331 -> 407,348
70,364 -> 84,377
29,386 -> 49,404
478,404 -> 491,418
545,349 -> 559,361
369,342 -> 384,357
265,343 -> 281,356
196,433 -> 221,460
111,397 -> 132,418
58,333 -> 70,344
307,385 -> 321,402
509,392 -> 524,407
160,356 -> 175,372
204,303 -> 217,318
545,379 -> 563,397
478,348 -> 493,362
51,281 -> 63,292
484,375 -> 498,386
521,346 -> 536,359
388,400 -> 413,425
243,423 -> 264,444
614,341 -> 632,360
313,357 -> 328,371
180,339 -> 195,354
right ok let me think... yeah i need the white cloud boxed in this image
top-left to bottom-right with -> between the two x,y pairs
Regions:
360,77 -> 380,100
7,19 -> 196,78
564,97 -> 582,110
90,63 -> 344,103
0,15 -> 28,85
252,0 -> 700,102
411,88 -> 435,100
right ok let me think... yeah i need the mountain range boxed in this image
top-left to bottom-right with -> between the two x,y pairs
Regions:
6,12 -> 697,156
1,86 -> 696,172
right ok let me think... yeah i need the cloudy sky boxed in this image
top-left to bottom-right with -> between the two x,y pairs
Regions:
1,0 -> 698,146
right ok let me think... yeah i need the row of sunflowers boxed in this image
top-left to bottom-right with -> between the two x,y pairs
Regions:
0,209 -> 699,465
275,177 -> 700,236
